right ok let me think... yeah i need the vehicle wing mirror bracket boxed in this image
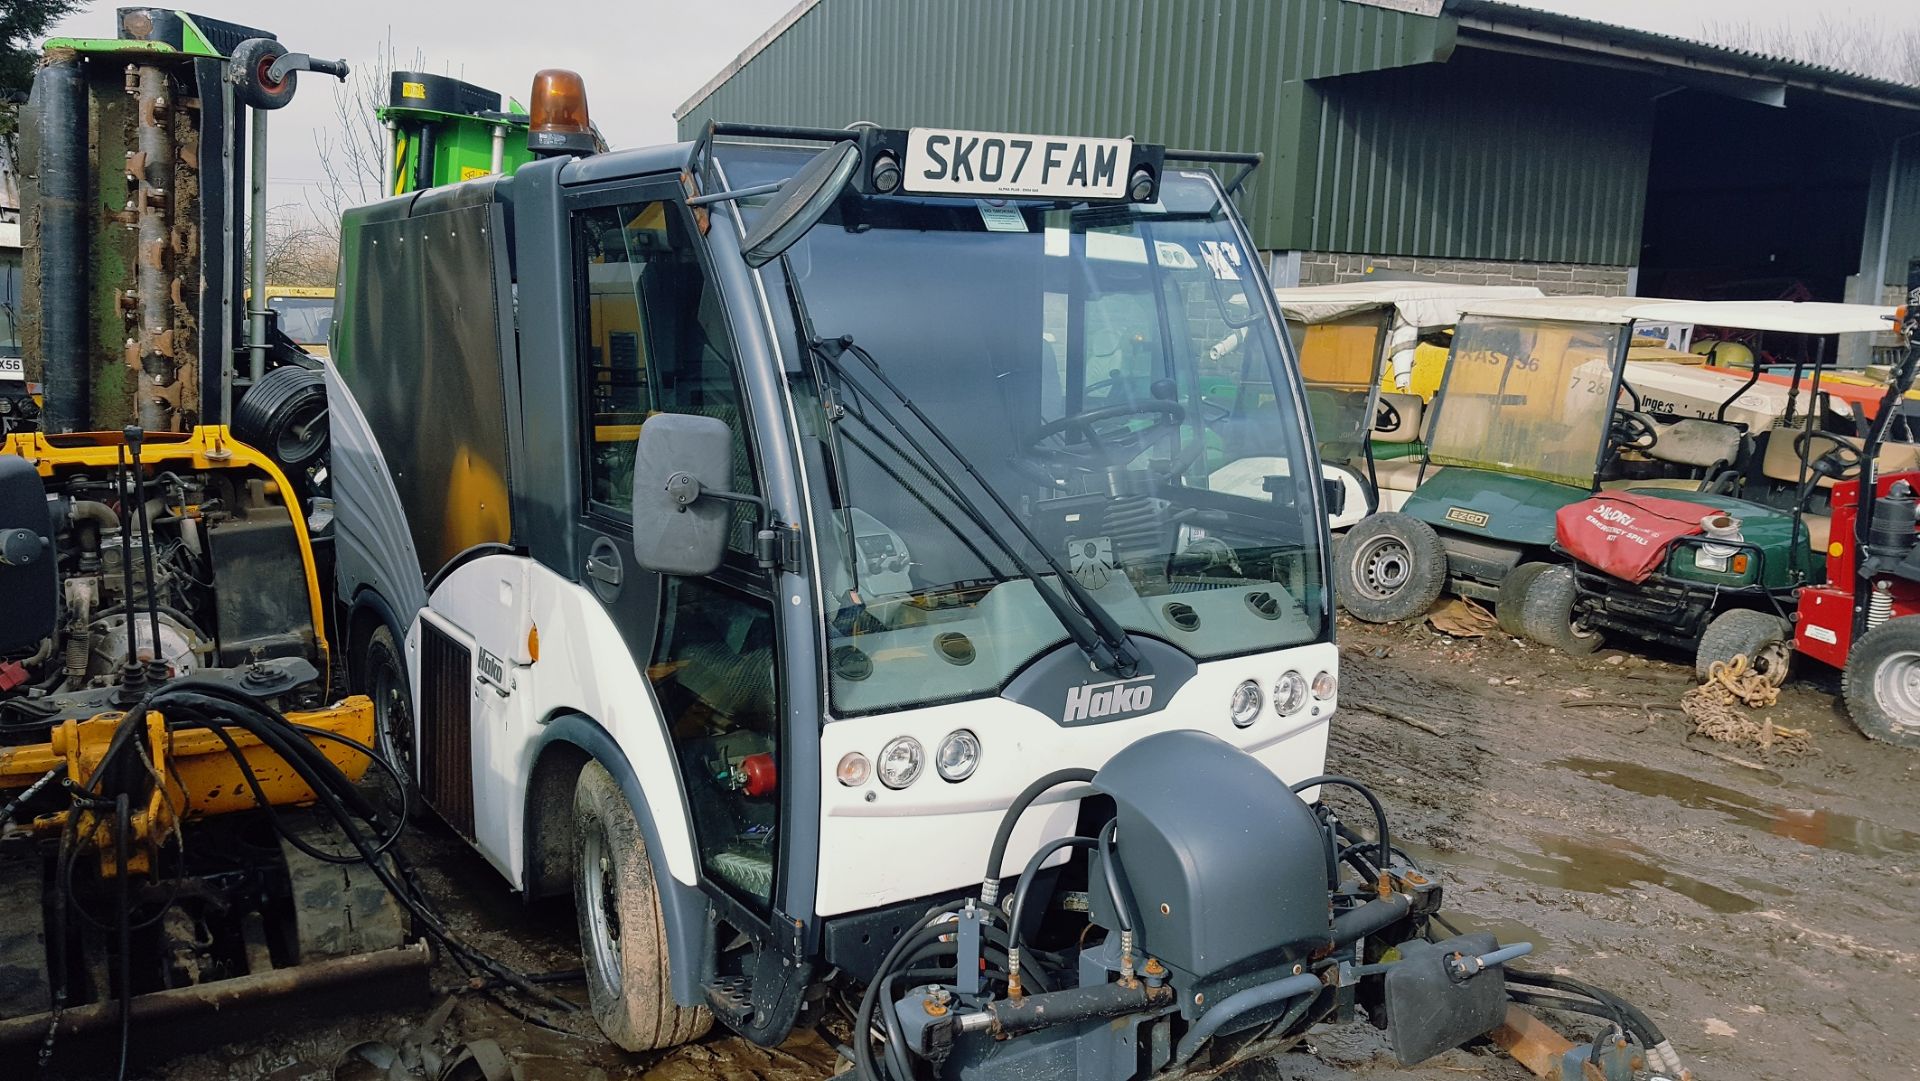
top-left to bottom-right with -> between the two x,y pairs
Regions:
630,413 -> 766,576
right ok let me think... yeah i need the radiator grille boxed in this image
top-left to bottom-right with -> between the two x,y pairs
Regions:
418,621 -> 476,839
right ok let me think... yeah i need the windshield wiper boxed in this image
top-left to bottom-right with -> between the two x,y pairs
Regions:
811,334 -> 1141,676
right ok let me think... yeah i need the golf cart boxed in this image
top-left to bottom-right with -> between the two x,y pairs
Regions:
1275,282 -> 1542,520
1334,295 -> 1759,629
1541,300 -> 1904,667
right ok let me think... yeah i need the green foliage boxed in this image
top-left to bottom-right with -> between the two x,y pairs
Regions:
1,0 -> 85,147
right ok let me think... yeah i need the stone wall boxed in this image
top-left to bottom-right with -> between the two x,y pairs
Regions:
1283,250 -> 1632,296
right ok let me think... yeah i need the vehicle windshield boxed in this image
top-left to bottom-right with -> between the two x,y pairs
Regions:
721,146 -> 1327,715
0,247 -> 20,358
267,294 -> 333,348
1289,309 -> 1387,462
1427,315 -> 1624,488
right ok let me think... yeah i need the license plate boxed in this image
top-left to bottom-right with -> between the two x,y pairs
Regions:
904,128 -> 1132,200
0,356 -> 22,382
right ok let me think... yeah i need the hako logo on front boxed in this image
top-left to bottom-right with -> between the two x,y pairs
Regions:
1063,675 -> 1156,723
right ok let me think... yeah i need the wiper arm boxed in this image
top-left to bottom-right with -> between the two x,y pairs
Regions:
812,335 -> 1141,676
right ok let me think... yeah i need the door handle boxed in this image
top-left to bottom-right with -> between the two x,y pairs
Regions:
586,551 -> 623,589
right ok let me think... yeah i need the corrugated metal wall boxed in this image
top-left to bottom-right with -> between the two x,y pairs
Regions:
677,0 -> 1459,253
1304,50 -> 1652,265
1887,153 -> 1920,290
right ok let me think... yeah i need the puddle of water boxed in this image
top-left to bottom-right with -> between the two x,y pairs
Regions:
1434,911 -> 1555,956
1555,758 -> 1920,859
1407,836 -> 1759,914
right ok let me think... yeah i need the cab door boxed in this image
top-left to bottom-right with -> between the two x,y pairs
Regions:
566,186 -> 787,927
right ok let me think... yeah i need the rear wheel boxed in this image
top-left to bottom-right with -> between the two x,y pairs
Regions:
1335,512 -> 1447,623
1521,566 -> 1603,656
1495,562 -> 1552,638
360,625 -> 419,819
1695,609 -> 1791,684
573,761 -> 712,1051
1842,617 -> 1920,749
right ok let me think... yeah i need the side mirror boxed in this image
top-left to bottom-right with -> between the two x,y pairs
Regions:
1323,475 -> 1348,517
629,413 -> 738,576
740,141 -> 860,268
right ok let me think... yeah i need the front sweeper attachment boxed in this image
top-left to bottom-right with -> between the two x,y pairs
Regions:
854,731 -> 1685,1081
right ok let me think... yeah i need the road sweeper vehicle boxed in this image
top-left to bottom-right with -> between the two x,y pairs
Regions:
326,76 -> 1683,1077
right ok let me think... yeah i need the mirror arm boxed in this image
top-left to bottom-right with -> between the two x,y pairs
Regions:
689,180 -> 784,207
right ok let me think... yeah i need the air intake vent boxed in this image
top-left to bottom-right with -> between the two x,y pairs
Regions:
419,620 -> 476,840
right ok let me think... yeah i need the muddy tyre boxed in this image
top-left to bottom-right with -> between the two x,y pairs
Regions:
1336,513 -> 1448,623
1495,562 -> 1552,638
573,761 -> 712,1051
1695,609 -> 1791,684
1521,566 -> 1602,656
359,625 -> 421,820
1841,616 -> 1920,749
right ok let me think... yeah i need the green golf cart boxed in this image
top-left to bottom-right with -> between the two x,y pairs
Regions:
1540,300 -> 1907,672
1334,295 -> 1761,630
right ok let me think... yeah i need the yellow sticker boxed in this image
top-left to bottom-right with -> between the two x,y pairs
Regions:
401,81 -> 427,100
459,166 -> 488,180
1829,542 -> 1844,557
1444,507 -> 1490,528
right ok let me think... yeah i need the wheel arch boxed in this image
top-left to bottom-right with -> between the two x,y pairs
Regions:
525,711 -> 713,1009
345,585 -> 409,685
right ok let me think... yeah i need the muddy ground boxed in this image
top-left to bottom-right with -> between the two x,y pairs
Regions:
150,617 -> 1920,1081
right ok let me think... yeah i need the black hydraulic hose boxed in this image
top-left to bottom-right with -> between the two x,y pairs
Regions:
982,768 -> 1097,901
1171,971 -> 1324,1067
114,793 -> 131,1081
852,906 -> 947,1081
1291,775 -> 1390,875
1008,836 -> 1097,955
1508,968 -> 1664,1046
1506,988 -> 1628,1034
1098,819 -> 1136,935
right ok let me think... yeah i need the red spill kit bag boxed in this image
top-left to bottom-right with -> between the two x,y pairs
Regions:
1555,493 -> 1719,583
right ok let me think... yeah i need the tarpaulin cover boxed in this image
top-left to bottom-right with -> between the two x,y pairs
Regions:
1556,493 -> 1722,583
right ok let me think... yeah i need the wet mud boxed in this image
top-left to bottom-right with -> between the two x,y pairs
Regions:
153,618 -> 1919,1081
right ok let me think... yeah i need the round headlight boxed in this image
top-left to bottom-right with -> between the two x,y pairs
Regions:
1272,671 -> 1308,716
836,751 -> 870,787
876,737 -> 924,789
1228,680 -> 1263,727
1312,670 -> 1337,700
936,729 -> 982,782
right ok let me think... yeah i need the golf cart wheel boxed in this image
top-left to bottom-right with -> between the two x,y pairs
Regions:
1336,512 -> 1447,623
1841,616 -> 1920,749
1496,562 -> 1552,639
1521,566 -> 1603,656
573,761 -> 712,1051
1695,609 -> 1791,684
358,624 -> 422,821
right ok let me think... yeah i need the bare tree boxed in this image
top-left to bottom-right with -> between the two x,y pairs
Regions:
1702,14 -> 1920,86
309,38 -> 429,236
256,203 -> 339,287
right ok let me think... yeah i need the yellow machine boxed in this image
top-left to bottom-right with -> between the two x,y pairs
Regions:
256,285 -> 337,358
0,427 -> 413,1057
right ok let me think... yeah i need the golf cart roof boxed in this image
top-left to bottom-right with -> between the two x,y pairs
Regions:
1460,296 -> 1897,334
1646,300 -> 1895,336
1273,281 -> 1542,328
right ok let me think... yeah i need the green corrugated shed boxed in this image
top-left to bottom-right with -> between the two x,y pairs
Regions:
679,0 -> 1920,278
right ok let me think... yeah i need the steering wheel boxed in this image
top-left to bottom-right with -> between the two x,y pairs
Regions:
1610,409 -> 1659,452
1023,399 -> 1189,475
1795,430 -> 1864,481
1374,396 -> 1403,435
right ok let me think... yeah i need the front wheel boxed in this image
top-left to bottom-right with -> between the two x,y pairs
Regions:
573,761 -> 713,1050
360,624 -> 420,819
1335,512 -> 1448,623
1521,566 -> 1603,656
1695,609 -> 1791,684
1842,617 -> 1920,749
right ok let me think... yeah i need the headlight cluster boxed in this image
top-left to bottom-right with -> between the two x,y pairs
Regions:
838,729 -> 982,790
1227,669 -> 1336,725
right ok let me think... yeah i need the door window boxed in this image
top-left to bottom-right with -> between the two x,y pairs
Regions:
575,199 -> 759,552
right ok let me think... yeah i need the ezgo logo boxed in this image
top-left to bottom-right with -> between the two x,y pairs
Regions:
1063,675 -> 1156,723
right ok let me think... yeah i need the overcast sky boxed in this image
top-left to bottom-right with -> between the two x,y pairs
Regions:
43,0 -> 1920,220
